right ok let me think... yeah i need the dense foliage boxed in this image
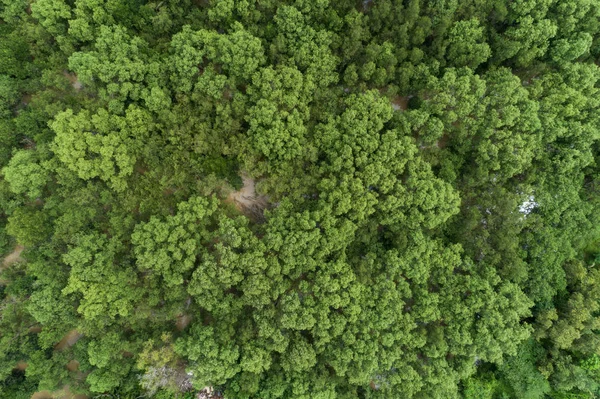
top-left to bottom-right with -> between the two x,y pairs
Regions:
1,0 -> 600,398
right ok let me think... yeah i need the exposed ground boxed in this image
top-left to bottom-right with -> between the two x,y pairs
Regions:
31,351 -> 87,398
14,361 -> 27,371
55,330 -> 83,351
20,93 -> 33,107
63,71 -> 82,91
66,360 -> 80,372
437,133 -> 450,149
226,175 -> 270,221
2,244 -> 24,268
391,95 -> 411,111
31,391 -> 53,399
176,314 -> 192,331
31,386 -> 87,399
29,325 -> 42,333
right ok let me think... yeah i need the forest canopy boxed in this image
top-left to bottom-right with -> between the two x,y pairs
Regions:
1,0 -> 600,398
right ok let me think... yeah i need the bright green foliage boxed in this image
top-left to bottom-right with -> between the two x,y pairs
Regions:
132,196 -> 218,288
0,0 -> 599,398
548,0 -> 600,62
169,24 -> 265,94
244,65 -> 313,172
51,106 -> 152,191
461,372 -> 498,399
29,0 -> 71,37
497,339 -> 552,399
6,207 -> 51,247
62,232 -> 142,324
2,150 -> 49,199
273,6 -> 338,87
444,19 -> 491,68
68,25 -> 162,113
86,332 -> 135,392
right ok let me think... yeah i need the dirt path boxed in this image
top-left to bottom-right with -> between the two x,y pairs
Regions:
226,175 -> 270,221
31,391 -> 53,399
55,330 -> 83,351
2,245 -> 24,268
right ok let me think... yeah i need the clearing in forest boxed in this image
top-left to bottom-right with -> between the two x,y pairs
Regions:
176,314 -> 192,331
2,245 -> 24,269
226,175 -> 270,221
391,95 -> 411,111
63,71 -> 83,91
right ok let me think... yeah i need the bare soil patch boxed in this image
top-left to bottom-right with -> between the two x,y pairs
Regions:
63,72 -> 82,91
2,245 -> 24,268
437,133 -> 450,149
226,175 -> 270,221
31,391 -> 53,399
391,95 -> 411,111
55,330 -> 82,351
14,361 -> 28,371
29,325 -> 42,334
66,360 -> 80,372
176,314 -> 192,331
21,93 -> 33,106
